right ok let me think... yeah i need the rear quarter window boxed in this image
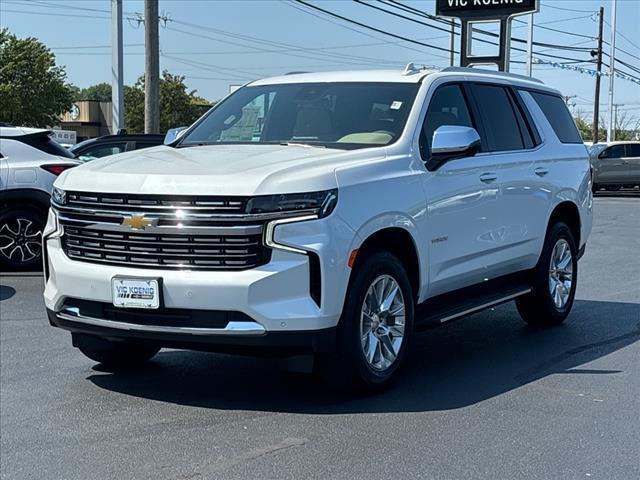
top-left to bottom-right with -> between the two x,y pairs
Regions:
530,92 -> 582,144
626,144 -> 640,157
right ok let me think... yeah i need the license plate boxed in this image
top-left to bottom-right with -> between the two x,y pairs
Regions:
111,277 -> 160,309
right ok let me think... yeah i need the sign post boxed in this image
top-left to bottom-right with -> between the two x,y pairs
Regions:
435,0 -> 539,72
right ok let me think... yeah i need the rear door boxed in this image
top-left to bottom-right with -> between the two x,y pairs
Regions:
623,143 -> 640,184
598,144 -> 627,184
467,83 -> 547,275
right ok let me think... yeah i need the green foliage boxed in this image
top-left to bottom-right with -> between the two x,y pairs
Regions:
75,82 -> 112,102
124,71 -> 207,133
0,29 -> 74,127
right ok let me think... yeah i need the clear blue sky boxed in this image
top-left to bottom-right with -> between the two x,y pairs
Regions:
1,0 -> 638,122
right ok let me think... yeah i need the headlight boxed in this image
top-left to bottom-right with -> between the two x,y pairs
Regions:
51,187 -> 66,205
247,189 -> 338,218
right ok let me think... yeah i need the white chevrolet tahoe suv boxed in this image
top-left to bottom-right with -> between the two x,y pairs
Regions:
44,67 -> 593,390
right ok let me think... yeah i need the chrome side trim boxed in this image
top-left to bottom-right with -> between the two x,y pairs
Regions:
264,214 -> 318,255
57,308 -> 267,336
439,289 -> 532,323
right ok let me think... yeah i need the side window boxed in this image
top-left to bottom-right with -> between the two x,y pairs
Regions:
625,144 -> 640,157
420,84 -> 473,156
601,145 -> 625,159
530,92 -> 582,144
77,143 -> 126,162
471,84 -> 524,152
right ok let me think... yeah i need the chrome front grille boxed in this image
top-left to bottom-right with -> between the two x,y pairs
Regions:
56,192 -> 272,271
66,191 -> 248,213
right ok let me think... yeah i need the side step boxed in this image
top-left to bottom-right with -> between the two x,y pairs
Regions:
415,276 -> 532,330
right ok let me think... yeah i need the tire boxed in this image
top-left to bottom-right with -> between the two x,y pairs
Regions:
0,207 -> 45,269
516,222 -> 578,327
319,250 -> 414,391
73,333 -> 160,368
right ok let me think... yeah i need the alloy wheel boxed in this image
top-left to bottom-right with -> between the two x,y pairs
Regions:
0,217 -> 43,264
548,238 -> 573,309
360,274 -> 406,372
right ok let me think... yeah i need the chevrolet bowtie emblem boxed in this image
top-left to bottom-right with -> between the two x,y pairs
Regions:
121,215 -> 154,230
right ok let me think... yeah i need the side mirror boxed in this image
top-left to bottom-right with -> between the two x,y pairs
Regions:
164,126 -> 189,145
426,125 -> 481,171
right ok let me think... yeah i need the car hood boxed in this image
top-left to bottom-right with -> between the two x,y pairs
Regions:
56,144 -> 384,196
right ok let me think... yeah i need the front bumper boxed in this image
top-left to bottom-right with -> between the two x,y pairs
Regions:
47,307 -> 336,355
44,209 -> 357,344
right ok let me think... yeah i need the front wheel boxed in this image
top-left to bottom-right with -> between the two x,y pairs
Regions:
73,333 -> 160,368
319,251 -> 414,391
0,207 -> 45,269
516,222 -> 578,327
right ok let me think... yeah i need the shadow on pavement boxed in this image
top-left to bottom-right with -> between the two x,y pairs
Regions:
0,285 -> 16,301
88,299 -> 640,414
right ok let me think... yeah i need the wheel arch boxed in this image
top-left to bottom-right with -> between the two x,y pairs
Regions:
548,201 -> 581,248
0,189 -> 50,216
353,226 -> 421,302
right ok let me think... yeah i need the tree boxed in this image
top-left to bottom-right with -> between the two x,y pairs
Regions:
0,29 -> 74,127
75,82 -> 112,102
124,71 -> 207,133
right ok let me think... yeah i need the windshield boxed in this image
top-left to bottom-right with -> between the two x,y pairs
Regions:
180,82 -> 419,149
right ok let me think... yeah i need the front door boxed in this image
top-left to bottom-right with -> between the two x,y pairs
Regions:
419,83 -> 502,297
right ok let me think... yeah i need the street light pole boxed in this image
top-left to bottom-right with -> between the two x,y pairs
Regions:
144,0 -> 160,134
606,0 -> 617,142
111,0 -> 124,134
525,13 -> 534,76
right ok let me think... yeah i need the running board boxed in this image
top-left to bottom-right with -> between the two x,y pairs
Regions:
415,274 -> 533,329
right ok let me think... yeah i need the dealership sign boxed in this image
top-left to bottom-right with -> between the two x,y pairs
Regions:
435,0 -> 539,71
436,0 -> 538,19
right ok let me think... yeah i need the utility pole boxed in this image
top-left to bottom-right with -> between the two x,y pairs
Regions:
606,0 -> 617,142
525,13 -> 534,76
144,0 -> 160,134
449,19 -> 455,66
592,6 -> 604,144
111,0 -> 124,134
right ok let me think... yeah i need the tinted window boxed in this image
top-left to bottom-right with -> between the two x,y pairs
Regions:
421,84 -> 473,153
472,84 -> 524,152
181,82 -> 419,149
601,145 -> 626,159
134,142 -> 161,150
76,143 -> 126,162
625,144 -> 640,157
18,133 -> 75,158
530,92 -> 582,144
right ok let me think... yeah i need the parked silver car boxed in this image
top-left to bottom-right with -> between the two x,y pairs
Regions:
0,126 -> 79,268
590,141 -> 640,191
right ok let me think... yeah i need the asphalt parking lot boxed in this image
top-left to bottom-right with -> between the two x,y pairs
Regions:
1,196 -> 639,480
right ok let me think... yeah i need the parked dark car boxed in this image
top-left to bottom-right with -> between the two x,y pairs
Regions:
69,130 -> 165,162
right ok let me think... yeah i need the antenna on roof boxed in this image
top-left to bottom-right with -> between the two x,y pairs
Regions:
403,63 -> 439,75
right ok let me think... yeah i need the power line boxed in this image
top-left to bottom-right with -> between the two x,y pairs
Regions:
282,0 -> 448,58
541,2 -> 597,14
293,0 -> 454,55
0,8 -> 109,19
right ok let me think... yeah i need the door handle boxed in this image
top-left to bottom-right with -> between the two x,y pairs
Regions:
534,167 -> 549,177
479,172 -> 497,183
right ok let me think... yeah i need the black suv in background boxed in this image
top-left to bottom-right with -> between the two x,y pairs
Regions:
70,130 -> 164,162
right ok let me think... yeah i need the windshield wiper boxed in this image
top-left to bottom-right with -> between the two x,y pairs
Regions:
279,142 -> 327,148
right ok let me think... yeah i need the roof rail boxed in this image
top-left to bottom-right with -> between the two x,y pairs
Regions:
284,71 -> 310,75
442,66 -> 544,84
